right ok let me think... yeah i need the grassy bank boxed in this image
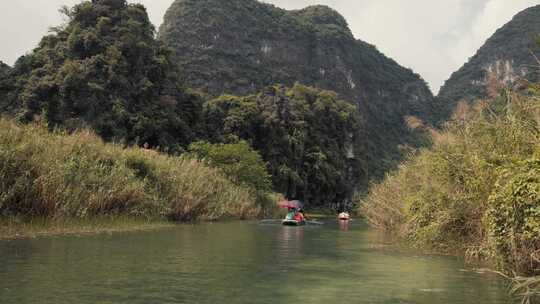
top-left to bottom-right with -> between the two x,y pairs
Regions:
360,88 -> 540,302
0,119 -> 271,233
0,217 -> 173,240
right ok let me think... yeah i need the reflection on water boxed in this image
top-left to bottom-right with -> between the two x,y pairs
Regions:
277,226 -> 304,259
0,220 -> 510,304
339,219 -> 349,232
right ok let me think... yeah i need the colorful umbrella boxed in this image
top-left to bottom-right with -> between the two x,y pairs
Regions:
278,200 -> 303,209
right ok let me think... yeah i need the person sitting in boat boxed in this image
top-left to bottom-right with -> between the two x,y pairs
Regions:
286,208 -> 297,220
299,208 -> 307,220
294,209 -> 305,222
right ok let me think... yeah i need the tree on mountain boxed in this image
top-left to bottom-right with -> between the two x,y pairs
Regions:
6,0 -> 200,150
202,83 -> 363,207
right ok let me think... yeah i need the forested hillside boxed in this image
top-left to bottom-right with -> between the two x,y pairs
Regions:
1,0 -> 200,151
201,84 -> 362,207
159,0 -> 435,188
0,0 -> 386,208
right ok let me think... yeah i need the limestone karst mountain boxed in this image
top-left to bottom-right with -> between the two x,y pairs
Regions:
159,0 -> 435,186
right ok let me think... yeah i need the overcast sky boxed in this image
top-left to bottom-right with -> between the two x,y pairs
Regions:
1,0 -> 539,93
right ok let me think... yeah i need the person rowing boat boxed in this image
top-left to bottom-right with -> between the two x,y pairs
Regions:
279,200 -> 306,226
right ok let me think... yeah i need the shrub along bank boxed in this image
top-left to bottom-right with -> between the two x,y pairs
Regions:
360,87 -> 540,302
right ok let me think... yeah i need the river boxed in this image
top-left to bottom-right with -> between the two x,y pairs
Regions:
0,219 -> 509,303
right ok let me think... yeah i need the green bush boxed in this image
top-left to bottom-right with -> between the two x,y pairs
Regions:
487,159 -> 540,275
202,83 -> 362,207
188,140 -> 272,192
188,140 -> 279,215
3,0 -> 200,150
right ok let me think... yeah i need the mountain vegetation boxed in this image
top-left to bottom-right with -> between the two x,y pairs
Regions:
0,0 -> 377,211
360,83 -> 540,301
159,0 -> 435,193
361,6 -> 540,300
437,5 -> 540,121
199,83 -> 362,207
0,0 -> 274,223
187,140 -> 278,216
0,0 -> 539,300
1,0 -> 200,151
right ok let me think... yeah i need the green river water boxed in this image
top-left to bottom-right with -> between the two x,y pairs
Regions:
0,220 -> 510,303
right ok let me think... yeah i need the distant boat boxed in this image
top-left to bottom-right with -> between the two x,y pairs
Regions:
338,212 -> 351,221
279,200 -> 306,226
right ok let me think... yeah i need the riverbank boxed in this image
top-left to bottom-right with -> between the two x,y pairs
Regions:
0,217 -> 174,240
359,89 -> 540,303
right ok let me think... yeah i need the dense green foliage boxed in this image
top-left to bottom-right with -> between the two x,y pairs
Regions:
0,0 -> 378,211
436,5 -> 540,121
188,141 -> 272,193
488,159 -> 540,275
159,0 -> 435,189
360,87 -> 540,283
201,84 -> 361,208
2,0 -> 200,150
0,119 -> 262,221
187,140 -> 279,215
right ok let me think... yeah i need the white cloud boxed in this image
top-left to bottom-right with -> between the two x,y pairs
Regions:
1,0 -> 539,94
131,0 -> 172,29
0,0 -> 79,65
0,0 -> 168,66
451,0 -> 540,66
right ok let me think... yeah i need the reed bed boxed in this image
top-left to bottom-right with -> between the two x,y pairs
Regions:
0,119 -> 262,223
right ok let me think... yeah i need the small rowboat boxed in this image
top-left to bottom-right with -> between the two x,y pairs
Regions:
338,212 -> 351,221
282,219 -> 306,226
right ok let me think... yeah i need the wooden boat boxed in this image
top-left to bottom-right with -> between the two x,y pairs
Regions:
282,219 -> 306,226
338,212 -> 351,221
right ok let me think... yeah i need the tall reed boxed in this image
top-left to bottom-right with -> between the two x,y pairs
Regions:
0,119 -> 262,222
360,91 -> 540,302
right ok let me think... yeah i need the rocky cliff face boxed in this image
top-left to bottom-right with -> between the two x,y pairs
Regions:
159,0 -> 435,183
437,5 -> 540,119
